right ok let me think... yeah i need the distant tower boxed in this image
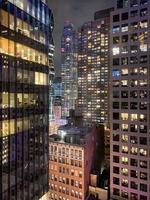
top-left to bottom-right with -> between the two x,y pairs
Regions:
61,21 -> 78,118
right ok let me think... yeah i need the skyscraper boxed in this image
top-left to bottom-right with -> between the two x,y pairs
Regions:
61,21 -> 78,118
77,8 -> 112,126
110,0 -> 150,199
0,0 -> 54,199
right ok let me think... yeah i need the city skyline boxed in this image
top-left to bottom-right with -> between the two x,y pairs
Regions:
48,0 -> 114,75
1,0 -> 150,200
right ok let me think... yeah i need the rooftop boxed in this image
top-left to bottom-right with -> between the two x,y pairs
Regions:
50,125 -> 92,146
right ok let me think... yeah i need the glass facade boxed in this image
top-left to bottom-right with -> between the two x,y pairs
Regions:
61,22 -> 78,118
0,0 -> 54,199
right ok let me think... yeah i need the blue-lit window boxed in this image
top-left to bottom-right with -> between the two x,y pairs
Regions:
112,69 -> 120,77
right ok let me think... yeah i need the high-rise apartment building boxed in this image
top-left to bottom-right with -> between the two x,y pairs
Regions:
110,0 -> 150,199
77,8 -> 112,126
0,0 -> 54,199
61,21 -> 78,118
49,125 -> 99,200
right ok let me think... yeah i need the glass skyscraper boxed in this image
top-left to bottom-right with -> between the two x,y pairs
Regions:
61,21 -> 78,118
0,0 -> 54,199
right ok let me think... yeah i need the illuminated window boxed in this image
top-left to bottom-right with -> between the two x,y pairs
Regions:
121,113 -> 128,120
140,44 -> 147,52
131,114 -> 138,121
122,146 -> 128,153
113,47 -> 120,55
131,147 -> 138,155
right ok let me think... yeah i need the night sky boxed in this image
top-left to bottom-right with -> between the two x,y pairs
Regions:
48,0 -> 115,76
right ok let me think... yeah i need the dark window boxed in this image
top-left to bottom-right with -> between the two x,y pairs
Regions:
122,35 -> 128,43
113,156 -> 119,163
130,0 -> 138,7
122,12 -> 128,20
113,134 -> 119,142
113,58 -> 120,66
140,137 -> 147,145
113,112 -> 119,120
131,181 -> 138,190
113,14 -> 120,22
130,158 -> 138,167
113,177 -> 120,185
113,123 -> 119,130
131,170 -> 138,178
113,102 -> 119,109
113,166 -> 120,174
121,102 -> 128,109
130,102 -> 138,110
113,91 -> 119,98
113,145 -> 119,152
140,0 -> 148,5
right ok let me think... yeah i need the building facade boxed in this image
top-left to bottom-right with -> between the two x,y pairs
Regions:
61,21 -> 78,118
110,0 -> 150,199
0,0 -> 54,199
49,126 -> 99,200
77,8 -> 112,126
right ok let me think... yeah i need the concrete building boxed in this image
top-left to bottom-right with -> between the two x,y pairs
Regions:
0,0 -> 54,199
49,125 -> 100,200
77,8 -> 113,126
61,21 -> 78,118
110,0 -> 150,199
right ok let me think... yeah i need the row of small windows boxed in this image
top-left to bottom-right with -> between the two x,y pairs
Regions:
50,175 -> 82,188
113,167 -> 148,180
113,32 -> 147,44
112,67 -> 147,77
113,145 -> 147,156
113,101 -> 147,110
113,90 -> 148,99
117,0 -> 148,9
113,8 -> 148,22
50,190 -> 82,199
50,156 -> 82,168
113,55 -> 148,66
113,79 -> 148,87
113,156 -> 148,168
112,20 -> 148,34
113,134 -> 148,145
112,44 -> 148,55
113,188 -> 147,200
113,112 -> 147,122
113,123 -> 147,133
50,145 -> 83,159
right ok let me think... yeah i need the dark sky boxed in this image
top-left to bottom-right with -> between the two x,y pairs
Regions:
48,0 -> 115,76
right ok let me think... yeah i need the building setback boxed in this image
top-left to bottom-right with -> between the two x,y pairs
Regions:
110,0 -> 150,199
77,8 -> 113,127
61,21 -> 78,118
0,0 -> 54,199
